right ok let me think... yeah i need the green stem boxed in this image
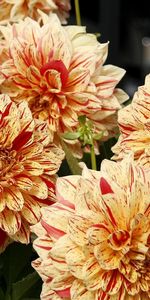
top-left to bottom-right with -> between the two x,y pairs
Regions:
90,145 -> 97,170
74,0 -> 81,26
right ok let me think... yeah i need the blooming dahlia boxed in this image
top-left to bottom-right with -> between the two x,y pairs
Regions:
32,156 -> 150,300
0,94 -> 64,253
0,0 -> 71,24
0,13 -> 128,151
112,74 -> 150,166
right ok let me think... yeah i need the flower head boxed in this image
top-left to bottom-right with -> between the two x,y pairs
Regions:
0,0 -> 71,24
32,156 -> 150,300
0,13 -> 128,153
0,94 -> 64,253
112,74 -> 150,166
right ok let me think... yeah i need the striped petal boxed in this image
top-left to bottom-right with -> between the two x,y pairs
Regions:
21,195 -> 41,224
33,236 -> 53,259
0,209 -> 21,235
11,220 -> 30,244
66,245 -> 86,279
71,280 -> 95,300
29,177 -> 48,199
94,240 -> 124,270
4,187 -> 24,211
23,160 -> 44,175
15,175 -> 33,191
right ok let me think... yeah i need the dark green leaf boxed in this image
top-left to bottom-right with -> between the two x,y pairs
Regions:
12,272 -> 39,300
61,139 -> 82,175
0,287 -> 4,299
2,243 -> 34,287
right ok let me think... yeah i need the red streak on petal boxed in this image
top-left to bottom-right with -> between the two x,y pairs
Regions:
40,60 -> 68,86
103,200 -> 117,227
41,219 -> 65,239
92,223 -> 111,233
105,270 -> 118,293
100,177 -> 113,195
42,177 -> 55,190
2,102 -> 12,118
12,131 -> 33,151
56,288 -> 71,298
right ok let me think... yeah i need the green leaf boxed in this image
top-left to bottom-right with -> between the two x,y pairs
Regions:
0,287 -> 4,299
2,243 -> 34,288
78,115 -> 86,125
12,272 -> 39,300
61,139 -> 82,175
61,131 -> 81,140
93,132 -> 103,141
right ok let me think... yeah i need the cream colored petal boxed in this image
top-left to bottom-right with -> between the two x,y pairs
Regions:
66,245 -> 85,279
33,236 -> 53,259
71,279 -> 95,300
29,177 -> 48,199
4,187 -> 24,211
21,194 -> 41,224
50,234 -> 74,260
23,160 -> 44,175
83,256 -> 104,290
101,270 -> 123,295
68,214 -> 93,246
41,283 -> 62,300
0,209 -> 21,235
56,175 -> 80,206
11,220 -> 30,244
94,241 -> 123,270
15,175 -> 33,191
66,68 -> 90,92
41,204 -> 72,238
31,220 -> 47,237
87,223 -> 110,246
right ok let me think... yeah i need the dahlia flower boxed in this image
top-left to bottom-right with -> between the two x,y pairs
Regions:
0,0 -> 71,24
0,94 -> 64,253
32,157 -> 150,300
0,13 -> 128,152
112,74 -> 150,165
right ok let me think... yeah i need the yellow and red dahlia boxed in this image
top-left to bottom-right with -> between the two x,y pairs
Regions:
0,94 -> 64,253
0,13 -> 128,151
0,0 -> 71,24
112,74 -> 150,166
32,157 -> 150,300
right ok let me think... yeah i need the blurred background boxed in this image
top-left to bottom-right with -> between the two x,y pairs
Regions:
70,0 -> 150,99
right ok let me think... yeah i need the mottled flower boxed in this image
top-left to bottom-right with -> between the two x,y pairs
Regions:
0,0 -> 71,24
0,94 -> 64,253
0,13 -> 128,153
112,74 -> 150,166
32,157 -> 150,300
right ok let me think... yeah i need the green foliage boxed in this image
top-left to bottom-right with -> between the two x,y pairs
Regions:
0,243 -> 41,300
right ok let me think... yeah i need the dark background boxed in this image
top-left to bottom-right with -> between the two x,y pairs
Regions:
69,0 -> 150,99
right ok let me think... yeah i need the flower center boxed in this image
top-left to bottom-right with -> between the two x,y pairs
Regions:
108,230 -> 130,250
40,59 -> 69,87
